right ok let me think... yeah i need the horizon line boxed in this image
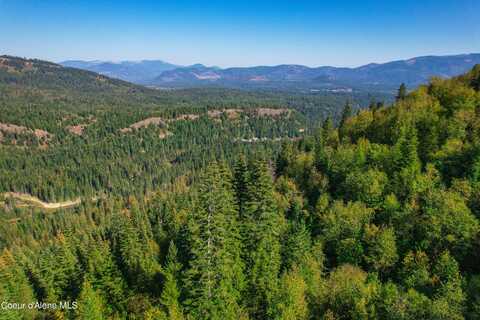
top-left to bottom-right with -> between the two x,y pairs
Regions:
3,52 -> 480,70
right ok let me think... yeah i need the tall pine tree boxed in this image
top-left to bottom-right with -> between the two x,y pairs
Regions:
243,160 -> 284,318
185,163 -> 245,320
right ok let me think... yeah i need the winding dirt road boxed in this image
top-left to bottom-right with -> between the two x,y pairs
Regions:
2,192 -> 81,209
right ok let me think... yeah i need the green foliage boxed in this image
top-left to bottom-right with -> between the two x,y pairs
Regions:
377,283 -> 431,320
243,160 -> 284,318
282,221 -> 312,270
466,275 -> 480,320
160,242 -> 184,320
1,61 -> 480,319
319,265 -> 379,319
362,225 -> 398,273
319,200 -> 373,265
272,267 -> 309,320
110,208 -> 159,291
344,168 -> 388,207
416,189 -> 479,258
400,251 -> 432,292
76,280 -> 105,320
0,250 -> 37,320
184,163 -> 244,319
339,101 -> 353,140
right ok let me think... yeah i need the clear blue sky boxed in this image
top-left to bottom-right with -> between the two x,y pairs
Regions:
1,0 -> 479,67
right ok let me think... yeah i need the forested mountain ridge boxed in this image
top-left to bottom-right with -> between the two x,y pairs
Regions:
152,53 -> 480,91
0,55 -> 142,93
1,63 -> 479,319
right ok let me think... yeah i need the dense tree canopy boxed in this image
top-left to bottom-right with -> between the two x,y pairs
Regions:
1,58 -> 480,319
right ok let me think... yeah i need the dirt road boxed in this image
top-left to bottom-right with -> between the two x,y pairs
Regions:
2,192 -> 81,209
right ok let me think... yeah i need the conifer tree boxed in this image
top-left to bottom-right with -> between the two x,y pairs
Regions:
315,118 -> 331,173
339,101 -> 353,129
185,163 -> 244,319
33,234 -> 81,302
233,155 -> 250,218
276,142 -> 294,176
391,124 -> 421,199
243,160 -> 283,318
322,116 -> 334,134
392,124 -> 420,172
0,249 -> 37,320
81,240 -> 126,315
160,241 -> 184,320
396,83 -> 407,101
282,221 -> 312,270
110,210 -> 159,291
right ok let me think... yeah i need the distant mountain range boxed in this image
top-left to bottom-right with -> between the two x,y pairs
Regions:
61,60 -> 179,83
61,54 -> 480,92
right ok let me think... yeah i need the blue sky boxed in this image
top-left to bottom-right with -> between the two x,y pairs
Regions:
1,0 -> 479,67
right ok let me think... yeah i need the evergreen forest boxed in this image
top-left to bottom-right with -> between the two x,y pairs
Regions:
1,56 -> 480,319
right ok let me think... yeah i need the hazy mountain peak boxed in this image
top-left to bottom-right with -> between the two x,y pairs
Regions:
60,59 -> 180,83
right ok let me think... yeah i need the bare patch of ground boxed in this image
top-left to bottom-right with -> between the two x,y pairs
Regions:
121,115 -> 201,134
0,57 -> 36,73
159,130 -> 173,139
0,122 -> 53,143
223,109 -> 243,119
255,108 -> 290,117
65,116 -> 97,136
34,129 -> 51,139
208,109 -> 243,119
207,108 -> 290,119
173,114 -> 199,121
207,110 -> 224,118
66,124 -> 87,136
193,72 -> 221,80
0,122 -> 29,134
234,136 -> 301,143
120,117 -> 167,133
